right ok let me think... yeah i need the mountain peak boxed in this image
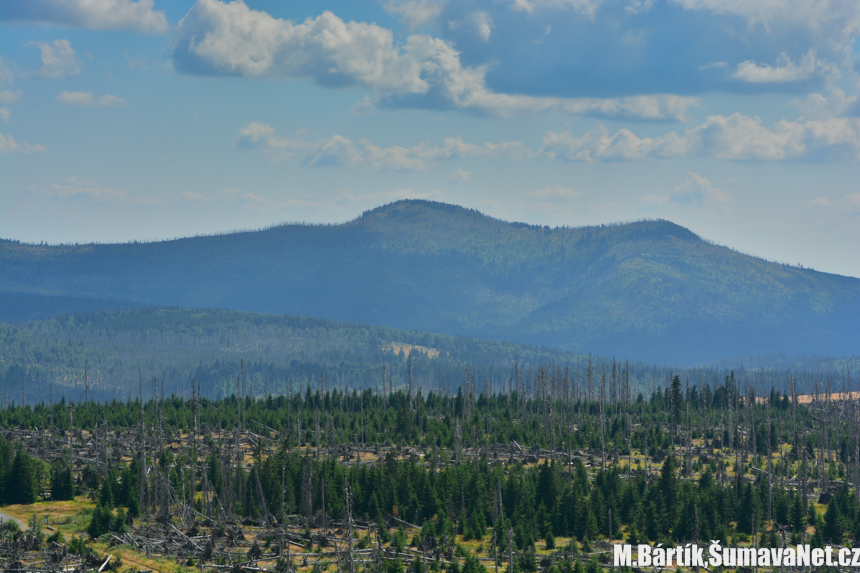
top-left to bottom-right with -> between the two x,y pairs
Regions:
358,199 -> 489,221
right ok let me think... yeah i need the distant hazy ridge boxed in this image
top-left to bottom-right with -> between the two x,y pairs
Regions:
2,200 -> 857,364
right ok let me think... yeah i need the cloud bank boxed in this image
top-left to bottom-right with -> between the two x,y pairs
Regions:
235,123 -> 531,170
55,91 -> 126,106
544,114 -> 860,162
1,0 -> 169,34
171,0 -> 696,120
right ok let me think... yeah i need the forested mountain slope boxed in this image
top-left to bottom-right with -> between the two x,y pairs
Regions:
2,307 -> 854,404
2,200 -> 857,364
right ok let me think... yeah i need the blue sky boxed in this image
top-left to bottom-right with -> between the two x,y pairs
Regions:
1,0 -> 859,277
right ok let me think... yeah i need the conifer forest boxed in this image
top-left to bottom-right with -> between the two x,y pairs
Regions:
0,355 -> 857,573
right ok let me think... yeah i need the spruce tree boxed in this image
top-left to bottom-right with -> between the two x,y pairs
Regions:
7,446 -> 36,505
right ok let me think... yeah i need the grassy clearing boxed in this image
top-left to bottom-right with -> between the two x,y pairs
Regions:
1,497 -> 95,530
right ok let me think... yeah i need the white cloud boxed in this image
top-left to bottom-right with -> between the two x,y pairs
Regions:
0,108 -> 10,123
458,11 -> 494,42
55,91 -> 127,106
642,172 -> 728,206
27,40 -> 81,78
670,0 -> 860,38
0,56 -> 22,110
98,94 -> 126,107
173,3 -> 427,91
791,85 -> 860,120
625,0 -> 656,15
124,51 -> 149,69
686,113 -> 860,161
0,132 -> 47,153
55,91 -> 93,105
412,136 -> 532,160
1,0 -> 169,34
512,0 -> 604,18
235,122 -> 276,146
382,0 -> 446,29
42,177 -> 157,203
733,49 -> 838,84
241,115 -> 860,169
529,184 -> 581,198
807,193 -> 860,214
541,124 -> 689,162
808,197 -> 833,207
543,114 -> 860,163
179,191 -> 207,205
171,1 -> 697,120
222,188 -> 279,210
447,169 -> 471,182
671,172 -> 729,204
236,123 -> 532,170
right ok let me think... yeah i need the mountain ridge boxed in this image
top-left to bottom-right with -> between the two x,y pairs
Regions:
2,199 -> 857,364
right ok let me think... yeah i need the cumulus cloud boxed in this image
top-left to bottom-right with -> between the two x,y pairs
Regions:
733,49 -> 839,84
543,114 -> 860,162
686,113 -> 860,161
27,40 -> 80,78
178,191 -> 207,205
791,86 -> 860,120
241,115 -> 860,168
670,0 -> 860,38
671,172 -> 728,203
447,168 -> 471,182
642,172 -> 728,205
436,0 -> 859,100
807,193 -> 860,214
55,91 -> 127,106
625,0 -> 656,15
541,124 -> 689,162
170,0 -> 697,120
382,0 -> 446,29
234,122 -> 304,152
236,122 -> 531,170
0,132 -> 47,153
449,11 -> 494,42
1,0 -> 169,34
512,0 -> 604,17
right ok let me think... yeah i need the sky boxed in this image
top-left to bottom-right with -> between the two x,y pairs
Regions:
1,0 -> 859,277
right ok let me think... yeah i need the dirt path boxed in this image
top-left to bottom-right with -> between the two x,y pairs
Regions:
0,510 -> 27,530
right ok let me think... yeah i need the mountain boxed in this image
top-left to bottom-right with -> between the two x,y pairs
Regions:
2,200 -> 857,364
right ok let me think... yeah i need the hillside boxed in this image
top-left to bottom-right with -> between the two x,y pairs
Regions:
2,200 -> 858,364
0,306 -> 615,402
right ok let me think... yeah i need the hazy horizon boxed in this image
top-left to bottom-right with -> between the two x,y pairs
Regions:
4,199 -> 858,280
